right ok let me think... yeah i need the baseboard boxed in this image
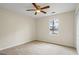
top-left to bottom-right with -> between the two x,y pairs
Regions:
0,40 -> 33,51
0,39 -> 76,51
36,40 -> 76,49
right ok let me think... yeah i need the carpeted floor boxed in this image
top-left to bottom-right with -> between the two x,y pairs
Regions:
0,40 -> 77,55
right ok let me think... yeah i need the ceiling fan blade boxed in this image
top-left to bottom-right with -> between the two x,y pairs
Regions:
41,6 -> 50,9
35,12 -> 37,15
32,3 -> 38,9
26,9 -> 35,11
41,11 -> 46,14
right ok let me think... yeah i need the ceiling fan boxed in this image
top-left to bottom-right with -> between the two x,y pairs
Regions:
26,3 -> 50,15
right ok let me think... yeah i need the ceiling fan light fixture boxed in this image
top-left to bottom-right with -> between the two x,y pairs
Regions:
26,3 -> 50,15
36,10 -> 40,12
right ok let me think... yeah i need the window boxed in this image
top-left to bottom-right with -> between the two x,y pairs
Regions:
48,18 -> 59,35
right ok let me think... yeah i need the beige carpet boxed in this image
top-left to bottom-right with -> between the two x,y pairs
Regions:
0,40 -> 77,55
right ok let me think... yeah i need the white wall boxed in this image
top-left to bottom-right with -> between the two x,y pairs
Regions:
0,8 -> 36,50
76,5 -> 79,54
36,11 -> 75,48
0,7 -> 76,50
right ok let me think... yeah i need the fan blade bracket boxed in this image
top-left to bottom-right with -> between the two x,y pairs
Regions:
41,11 -> 46,13
26,9 -> 35,11
35,12 -> 37,15
41,6 -> 50,9
32,3 -> 39,9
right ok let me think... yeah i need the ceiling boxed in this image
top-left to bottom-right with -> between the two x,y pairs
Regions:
0,3 -> 78,18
